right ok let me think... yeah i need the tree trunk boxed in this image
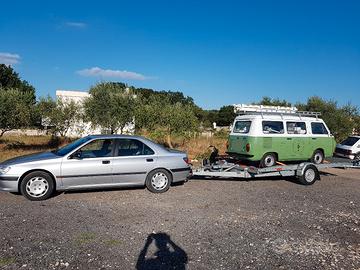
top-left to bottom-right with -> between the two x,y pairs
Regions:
0,129 -> 9,137
166,133 -> 173,148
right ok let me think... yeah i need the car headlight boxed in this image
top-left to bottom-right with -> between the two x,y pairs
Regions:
0,166 -> 11,174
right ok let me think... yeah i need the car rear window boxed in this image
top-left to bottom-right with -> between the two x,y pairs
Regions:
262,121 -> 284,134
233,121 -> 251,133
311,122 -> 329,135
340,137 -> 360,146
116,139 -> 154,156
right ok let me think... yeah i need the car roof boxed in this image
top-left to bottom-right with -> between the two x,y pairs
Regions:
87,134 -> 146,140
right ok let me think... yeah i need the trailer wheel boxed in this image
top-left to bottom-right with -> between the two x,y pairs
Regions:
260,153 -> 277,168
298,164 -> 319,185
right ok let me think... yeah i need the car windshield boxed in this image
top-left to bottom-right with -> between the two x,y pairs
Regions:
233,121 -> 251,133
53,137 -> 92,156
340,137 -> 360,146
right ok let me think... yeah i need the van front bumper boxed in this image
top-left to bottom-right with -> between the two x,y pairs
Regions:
0,176 -> 19,192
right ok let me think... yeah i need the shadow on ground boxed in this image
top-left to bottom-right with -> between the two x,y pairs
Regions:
136,232 -> 188,270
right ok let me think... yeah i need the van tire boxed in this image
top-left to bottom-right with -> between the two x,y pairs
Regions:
260,153 -> 277,168
311,149 -> 324,164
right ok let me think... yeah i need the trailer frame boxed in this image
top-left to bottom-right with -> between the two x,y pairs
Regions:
192,159 -> 360,185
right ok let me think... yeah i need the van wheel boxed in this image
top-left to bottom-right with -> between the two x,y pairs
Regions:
260,153 -> 277,168
298,165 -> 319,185
311,150 -> 324,164
20,171 -> 55,201
146,169 -> 172,193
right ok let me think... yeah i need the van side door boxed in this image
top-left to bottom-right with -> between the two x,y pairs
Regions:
310,122 -> 332,157
286,121 -> 310,159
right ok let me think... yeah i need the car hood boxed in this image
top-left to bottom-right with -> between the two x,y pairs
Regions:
336,144 -> 353,150
0,152 -> 60,166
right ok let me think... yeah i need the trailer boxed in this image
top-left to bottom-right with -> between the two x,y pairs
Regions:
192,158 -> 360,185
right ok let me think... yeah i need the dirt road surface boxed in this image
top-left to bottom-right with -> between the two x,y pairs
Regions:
0,168 -> 359,269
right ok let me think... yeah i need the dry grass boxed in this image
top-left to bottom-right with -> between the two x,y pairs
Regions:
177,136 -> 227,161
0,135 -> 67,162
0,134 -> 227,163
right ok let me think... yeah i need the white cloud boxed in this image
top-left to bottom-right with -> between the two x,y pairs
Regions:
0,52 -> 21,65
76,67 -> 148,80
65,21 -> 87,28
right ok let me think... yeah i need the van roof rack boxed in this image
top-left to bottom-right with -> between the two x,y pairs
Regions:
233,104 -> 321,118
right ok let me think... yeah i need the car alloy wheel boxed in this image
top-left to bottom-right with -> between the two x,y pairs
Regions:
26,177 -> 49,198
151,172 -> 169,191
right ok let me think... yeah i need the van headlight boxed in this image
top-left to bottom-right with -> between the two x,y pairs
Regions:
0,166 -> 11,174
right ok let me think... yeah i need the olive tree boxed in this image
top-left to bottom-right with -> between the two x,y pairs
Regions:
83,82 -> 136,134
0,88 -> 33,137
297,96 -> 358,142
136,95 -> 199,147
37,96 -> 80,137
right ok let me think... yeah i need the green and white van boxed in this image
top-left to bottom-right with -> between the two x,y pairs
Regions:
227,105 -> 336,167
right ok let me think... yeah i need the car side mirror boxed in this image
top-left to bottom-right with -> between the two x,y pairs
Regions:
70,150 -> 82,160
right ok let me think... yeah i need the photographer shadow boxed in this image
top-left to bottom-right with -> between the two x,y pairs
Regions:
136,232 -> 188,270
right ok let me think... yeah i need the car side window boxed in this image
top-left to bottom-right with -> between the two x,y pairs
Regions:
311,122 -> 329,135
116,139 -> 155,156
262,121 -> 284,134
286,122 -> 307,134
79,139 -> 114,158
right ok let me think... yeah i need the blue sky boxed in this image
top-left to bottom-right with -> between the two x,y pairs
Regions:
0,0 -> 359,109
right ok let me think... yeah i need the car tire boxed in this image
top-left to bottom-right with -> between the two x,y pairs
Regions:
354,153 -> 360,161
260,153 -> 277,168
311,149 -> 324,164
20,171 -> 55,201
145,169 -> 172,193
298,164 -> 319,185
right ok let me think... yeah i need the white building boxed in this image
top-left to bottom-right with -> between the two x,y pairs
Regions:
56,90 -> 135,137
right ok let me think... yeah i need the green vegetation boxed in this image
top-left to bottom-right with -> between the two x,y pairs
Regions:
0,88 -> 34,136
0,66 -> 359,145
37,96 -> 80,137
84,82 -> 136,134
0,257 -> 15,266
74,232 -> 97,246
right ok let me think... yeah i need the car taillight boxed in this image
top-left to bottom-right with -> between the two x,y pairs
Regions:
183,157 -> 190,164
246,143 -> 251,152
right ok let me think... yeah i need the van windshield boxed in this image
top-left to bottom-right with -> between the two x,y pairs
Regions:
233,121 -> 251,133
340,137 -> 359,146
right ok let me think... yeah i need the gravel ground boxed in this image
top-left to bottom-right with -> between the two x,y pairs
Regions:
0,168 -> 359,270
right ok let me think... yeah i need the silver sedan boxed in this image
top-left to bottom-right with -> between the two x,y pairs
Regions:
0,135 -> 191,201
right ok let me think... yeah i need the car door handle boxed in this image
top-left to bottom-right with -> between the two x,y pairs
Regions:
146,158 -> 154,162
102,160 -> 110,164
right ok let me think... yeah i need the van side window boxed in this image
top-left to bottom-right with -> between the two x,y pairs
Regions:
233,121 -> 251,133
286,122 -> 307,134
311,122 -> 329,135
262,121 -> 284,134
